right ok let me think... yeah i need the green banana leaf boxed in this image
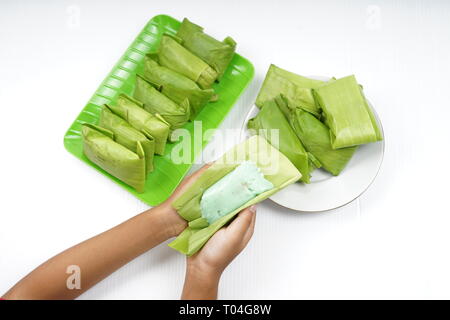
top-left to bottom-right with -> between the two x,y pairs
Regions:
81,124 -> 145,193
274,93 -> 296,118
275,94 -> 355,175
143,55 -> 215,120
133,74 -> 190,133
99,106 -> 155,173
168,135 -> 301,255
176,18 -> 236,80
108,94 -> 170,155
289,107 -> 357,176
255,64 -> 325,117
150,34 -> 218,89
313,75 -> 383,149
247,97 -> 315,183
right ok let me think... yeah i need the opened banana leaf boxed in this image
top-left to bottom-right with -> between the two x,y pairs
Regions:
168,135 -> 301,255
81,124 -> 145,193
255,64 -> 325,117
133,74 -> 190,133
143,55 -> 215,120
200,161 -> 274,224
247,97 -> 315,183
313,75 -> 383,149
99,106 -> 155,173
150,34 -> 218,89
176,18 -> 236,80
108,94 -> 170,155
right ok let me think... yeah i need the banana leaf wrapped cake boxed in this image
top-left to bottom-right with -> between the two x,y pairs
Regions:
176,18 -> 236,80
149,34 -> 218,89
200,161 -> 274,224
143,55 -> 215,120
256,64 -> 326,117
133,74 -> 190,132
169,135 -> 301,255
99,106 -> 155,173
108,94 -> 170,155
313,75 -> 382,149
82,124 -> 146,192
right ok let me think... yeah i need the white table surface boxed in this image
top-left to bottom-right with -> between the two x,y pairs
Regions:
1,0 -> 449,299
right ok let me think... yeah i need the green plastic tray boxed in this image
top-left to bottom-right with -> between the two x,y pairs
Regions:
64,15 -> 254,206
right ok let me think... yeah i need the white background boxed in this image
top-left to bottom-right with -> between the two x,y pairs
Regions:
1,0 -> 449,299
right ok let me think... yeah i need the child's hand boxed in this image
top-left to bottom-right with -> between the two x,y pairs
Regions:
188,206 -> 256,276
162,163 -> 257,299
182,206 -> 257,299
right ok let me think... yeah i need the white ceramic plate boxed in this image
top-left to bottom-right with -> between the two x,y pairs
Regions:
240,77 -> 384,212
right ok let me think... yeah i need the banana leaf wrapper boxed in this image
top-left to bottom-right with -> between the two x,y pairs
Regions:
289,107 -> 357,176
255,64 -> 325,117
108,94 -> 170,155
143,55 -> 215,120
99,106 -> 155,173
176,18 -> 236,80
168,135 -> 301,255
275,94 -> 355,175
150,35 -> 218,89
133,74 -> 190,134
247,97 -> 316,183
313,75 -> 383,149
81,124 -> 145,193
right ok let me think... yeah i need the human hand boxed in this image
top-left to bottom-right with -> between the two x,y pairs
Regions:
157,163 -> 213,238
182,205 -> 257,299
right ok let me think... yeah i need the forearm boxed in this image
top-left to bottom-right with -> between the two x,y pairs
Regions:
3,204 -> 186,300
181,264 -> 221,300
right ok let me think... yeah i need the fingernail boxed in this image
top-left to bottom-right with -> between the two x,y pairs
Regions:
249,205 -> 256,213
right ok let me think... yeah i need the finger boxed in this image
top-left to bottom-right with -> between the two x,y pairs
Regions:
241,208 -> 256,246
226,205 -> 256,240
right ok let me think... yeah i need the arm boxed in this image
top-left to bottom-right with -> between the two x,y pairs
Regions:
2,204 -> 184,300
182,206 -> 257,300
2,165 -> 211,300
